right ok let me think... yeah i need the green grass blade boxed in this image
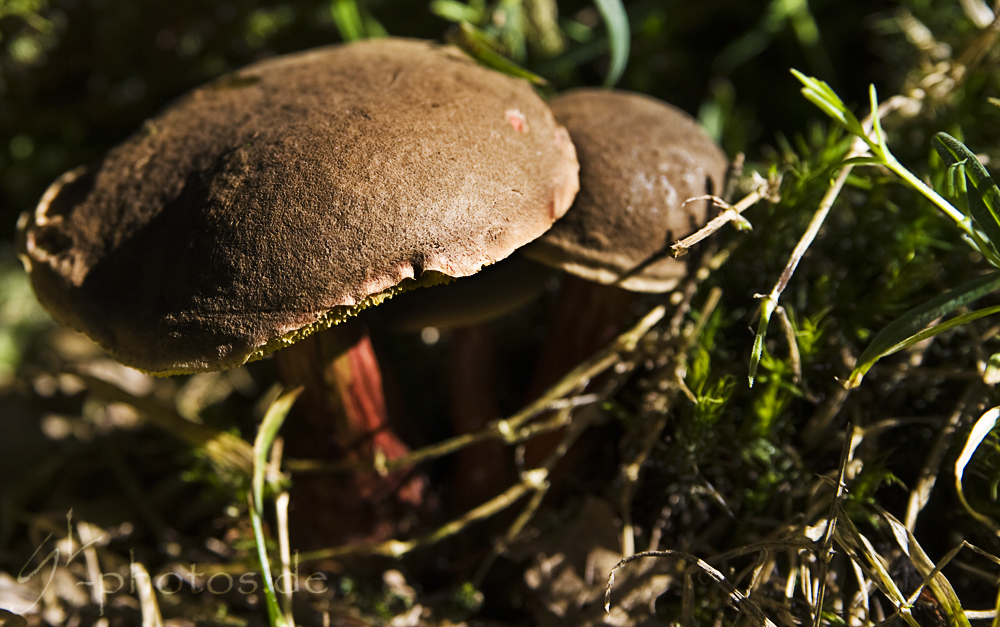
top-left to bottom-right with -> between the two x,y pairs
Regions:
835,516 -> 916,622
967,221 -> 1000,267
954,406 -> 1000,534
249,502 -> 286,627
250,387 -> 301,627
841,157 -> 885,167
748,296 -> 777,387
330,0 -> 366,42
966,190 -> 1000,265
881,510 -> 972,627
905,304 -> 1000,343
362,11 -> 387,38
790,70 -> 868,140
789,70 -> 840,109
847,271 -> 1000,387
594,0 -> 629,87
252,387 -> 302,514
869,84 -> 887,156
934,133 -> 1000,250
451,22 -> 548,85
430,0 -> 482,23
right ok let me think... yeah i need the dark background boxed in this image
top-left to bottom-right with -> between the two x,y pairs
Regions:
0,0 -> 909,233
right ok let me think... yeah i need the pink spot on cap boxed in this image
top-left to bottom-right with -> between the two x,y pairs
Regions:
505,109 -> 528,132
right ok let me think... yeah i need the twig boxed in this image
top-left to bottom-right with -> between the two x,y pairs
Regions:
296,306 -> 669,563
296,435 -> 587,564
298,473 -> 541,561
604,547 -> 825,627
774,306 -> 803,385
471,402 -> 602,586
763,153 -> 857,307
671,172 -> 781,258
750,94 -> 914,388
812,423 -> 859,627
473,283 -> 717,582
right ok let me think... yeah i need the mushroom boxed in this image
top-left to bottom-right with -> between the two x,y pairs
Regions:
17,38 -> 579,539
525,87 -> 728,293
520,88 -> 728,463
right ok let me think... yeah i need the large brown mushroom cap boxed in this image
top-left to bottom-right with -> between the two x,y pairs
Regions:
522,88 -> 727,292
17,38 -> 579,375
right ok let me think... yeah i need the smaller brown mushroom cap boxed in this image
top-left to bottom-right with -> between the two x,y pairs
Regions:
522,88 -> 728,292
17,38 -> 579,375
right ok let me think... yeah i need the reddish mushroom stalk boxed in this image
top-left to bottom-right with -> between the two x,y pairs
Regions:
521,275 -> 637,467
275,323 -> 426,544
521,89 -> 729,467
446,324 -> 512,511
375,254 -> 557,508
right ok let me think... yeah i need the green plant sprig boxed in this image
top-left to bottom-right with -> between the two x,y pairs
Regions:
788,70 -> 1000,388
793,70 -> 976,243
250,387 -> 302,627
749,149 -> 856,388
432,0 -> 629,87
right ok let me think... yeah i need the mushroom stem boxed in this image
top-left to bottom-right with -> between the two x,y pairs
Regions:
522,274 -> 636,467
275,319 -> 426,542
373,256 -> 555,510
447,324 -> 512,512
325,325 -> 423,504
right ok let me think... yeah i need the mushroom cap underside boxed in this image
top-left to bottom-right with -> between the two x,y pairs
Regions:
523,88 -> 728,293
17,38 -> 580,375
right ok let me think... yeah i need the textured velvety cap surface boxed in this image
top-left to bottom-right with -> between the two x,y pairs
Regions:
522,88 -> 727,292
18,38 -> 579,374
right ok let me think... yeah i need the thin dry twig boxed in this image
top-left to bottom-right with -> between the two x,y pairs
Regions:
775,306 -> 803,385
753,94 -> 918,392
671,172 -> 781,257
472,399 -> 609,586
812,424 -> 859,627
298,406 -> 596,564
605,546 -> 821,627
298,470 -> 547,561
